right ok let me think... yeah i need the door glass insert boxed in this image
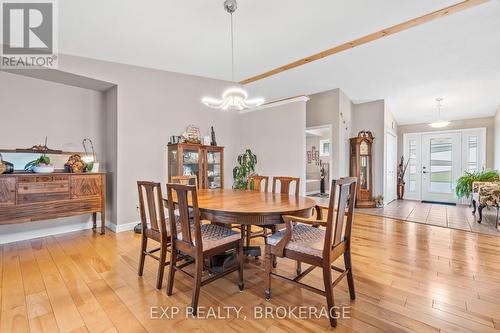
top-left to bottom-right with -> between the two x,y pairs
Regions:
408,139 -> 417,191
467,136 -> 478,172
430,138 -> 453,193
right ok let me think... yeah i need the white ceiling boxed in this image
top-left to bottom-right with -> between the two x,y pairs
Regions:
58,0 -> 500,125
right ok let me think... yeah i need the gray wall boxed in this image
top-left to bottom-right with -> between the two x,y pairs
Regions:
398,117 -> 495,169
306,89 -> 341,181
239,101 -> 307,194
351,100 -> 386,199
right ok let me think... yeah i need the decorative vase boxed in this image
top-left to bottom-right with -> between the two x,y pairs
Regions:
397,182 -> 405,200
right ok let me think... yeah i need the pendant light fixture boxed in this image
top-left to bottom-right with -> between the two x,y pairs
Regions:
428,98 -> 450,128
201,0 -> 264,111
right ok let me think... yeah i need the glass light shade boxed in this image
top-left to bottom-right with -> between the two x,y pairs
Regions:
428,121 -> 450,128
202,87 -> 264,111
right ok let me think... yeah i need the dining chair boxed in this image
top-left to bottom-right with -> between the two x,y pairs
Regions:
247,175 -> 269,192
237,175 -> 271,255
137,181 -> 172,290
264,177 -> 357,327
272,176 -> 300,196
172,175 -> 199,188
166,183 -> 244,314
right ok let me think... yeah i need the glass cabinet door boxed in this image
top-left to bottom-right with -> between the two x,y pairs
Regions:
206,150 -> 222,189
168,146 -> 179,177
182,147 -> 200,179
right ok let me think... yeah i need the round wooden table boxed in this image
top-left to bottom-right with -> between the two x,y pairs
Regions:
195,189 -> 316,226
166,188 -> 316,259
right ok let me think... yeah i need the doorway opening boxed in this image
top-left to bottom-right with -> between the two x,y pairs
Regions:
305,125 -> 332,198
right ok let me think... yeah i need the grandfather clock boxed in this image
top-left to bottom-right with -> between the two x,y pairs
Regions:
350,130 -> 375,208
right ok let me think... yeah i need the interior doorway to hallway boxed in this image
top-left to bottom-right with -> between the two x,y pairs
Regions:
305,125 -> 332,197
403,128 -> 486,204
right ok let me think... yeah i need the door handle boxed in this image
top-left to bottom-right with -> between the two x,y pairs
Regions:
422,171 -> 428,174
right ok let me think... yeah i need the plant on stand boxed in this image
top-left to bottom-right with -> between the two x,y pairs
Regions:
232,149 -> 257,189
456,170 -> 499,199
397,156 -> 409,199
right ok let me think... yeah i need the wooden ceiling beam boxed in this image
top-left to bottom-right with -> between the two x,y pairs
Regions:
239,0 -> 489,85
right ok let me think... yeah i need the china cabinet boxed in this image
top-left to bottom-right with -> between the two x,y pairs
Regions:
350,131 -> 375,208
167,143 -> 224,189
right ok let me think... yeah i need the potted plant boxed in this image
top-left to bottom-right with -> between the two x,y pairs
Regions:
24,153 -> 54,173
232,149 -> 257,189
397,156 -> 410,199
456,169 -> 499,199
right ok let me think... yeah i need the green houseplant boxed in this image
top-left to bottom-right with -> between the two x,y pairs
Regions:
455,170 -> 499,199
232,149 -> 257,189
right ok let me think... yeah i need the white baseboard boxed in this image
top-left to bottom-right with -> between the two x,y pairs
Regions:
0,218 -> 140,245
109,221 -> 139,233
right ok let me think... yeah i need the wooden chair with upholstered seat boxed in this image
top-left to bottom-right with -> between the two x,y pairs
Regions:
166,183 -> 244,314
264,177 -> 357,327
172,175 -> 199,188
137,181 -> 172,290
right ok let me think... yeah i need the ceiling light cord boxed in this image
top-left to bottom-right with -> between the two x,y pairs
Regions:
230,12 -> 234,82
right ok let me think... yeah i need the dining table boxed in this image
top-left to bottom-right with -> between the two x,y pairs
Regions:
165,188 -> 317,257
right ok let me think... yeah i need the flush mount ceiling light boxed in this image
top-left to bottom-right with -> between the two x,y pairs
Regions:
428,98 -> 450,128
201,0 -> 264,111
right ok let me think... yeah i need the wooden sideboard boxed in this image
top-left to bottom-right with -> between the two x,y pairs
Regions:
0,172 -> 106,234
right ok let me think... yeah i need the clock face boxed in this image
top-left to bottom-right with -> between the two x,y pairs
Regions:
360,141 -> 369,155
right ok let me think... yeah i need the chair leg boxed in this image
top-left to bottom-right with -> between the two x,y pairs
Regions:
271,225 -> 277,268
344,250 -> 356,300
245,225 -> 251,248
322,264 -> 337,327
237,241 -> 244,291
166,249 -> 177,296
190,256 -> 203,316
156,242 -> 168,290
295,261 -> 302,276
138,235 -> 147,276
264,245 -> 272,300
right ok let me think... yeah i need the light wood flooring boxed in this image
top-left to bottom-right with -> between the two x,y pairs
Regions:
1,213 -> 500,332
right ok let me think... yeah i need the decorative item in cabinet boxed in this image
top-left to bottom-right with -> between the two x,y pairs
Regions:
168,143 -> 203,187
350,130 -> 375,208
203,145 -> 224,189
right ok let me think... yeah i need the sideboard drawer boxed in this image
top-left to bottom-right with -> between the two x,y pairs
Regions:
18,192 -> 70,204
18,181 -> 70,194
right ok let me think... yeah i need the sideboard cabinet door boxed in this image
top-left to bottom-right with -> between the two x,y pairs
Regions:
71,175 -> 102,199
0,178 -> 16,206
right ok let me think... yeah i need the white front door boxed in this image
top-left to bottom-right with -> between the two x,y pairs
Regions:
386,132 -> 397,203
421,132 -> 462,203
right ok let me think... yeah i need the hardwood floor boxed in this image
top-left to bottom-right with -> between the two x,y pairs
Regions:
1,213 -> 500,332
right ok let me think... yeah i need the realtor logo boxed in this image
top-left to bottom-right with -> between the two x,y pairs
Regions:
1,1 -> 57,68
